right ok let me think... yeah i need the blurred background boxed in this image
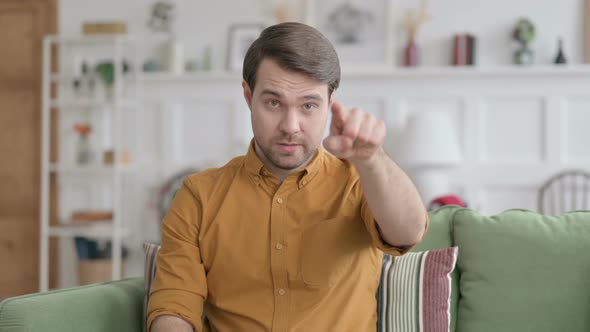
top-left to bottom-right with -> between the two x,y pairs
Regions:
1,0 -> 589,298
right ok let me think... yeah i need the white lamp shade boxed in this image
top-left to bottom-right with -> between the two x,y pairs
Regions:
396,111 -> 462,168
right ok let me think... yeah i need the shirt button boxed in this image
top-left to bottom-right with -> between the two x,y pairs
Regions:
277,197 -> 283,204
275,243 -> 283,250
278,288 -> 286,296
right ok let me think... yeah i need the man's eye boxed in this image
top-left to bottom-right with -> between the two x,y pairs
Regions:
269,100 -> 280,107
303,103 -> 317,111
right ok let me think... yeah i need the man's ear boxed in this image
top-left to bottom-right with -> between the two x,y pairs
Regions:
242,80 -> 252,110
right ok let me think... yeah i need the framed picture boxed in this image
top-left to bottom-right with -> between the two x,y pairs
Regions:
306,0 -> 394,70
226,23 -> 265,72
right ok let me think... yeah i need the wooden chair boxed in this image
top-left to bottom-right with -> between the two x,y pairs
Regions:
538,169 -> 590,215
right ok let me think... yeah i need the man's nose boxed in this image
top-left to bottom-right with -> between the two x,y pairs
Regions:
279,109 -> 301,134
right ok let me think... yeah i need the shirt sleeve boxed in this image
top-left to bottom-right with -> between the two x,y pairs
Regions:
356,181 -> 430,256
147,178 -> 207,332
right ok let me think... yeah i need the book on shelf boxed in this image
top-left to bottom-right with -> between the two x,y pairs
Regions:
452,33 -> 477,66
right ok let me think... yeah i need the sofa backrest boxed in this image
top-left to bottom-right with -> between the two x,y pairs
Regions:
452,208 -> 590,332
0,278 -> 144,332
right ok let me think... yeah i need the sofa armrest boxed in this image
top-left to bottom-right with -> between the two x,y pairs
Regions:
0,278 -> 144,332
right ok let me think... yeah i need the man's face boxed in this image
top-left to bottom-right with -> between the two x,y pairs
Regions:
243,58 -> 331,174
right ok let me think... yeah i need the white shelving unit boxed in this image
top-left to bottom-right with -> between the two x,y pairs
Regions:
40,35 -> 141,291
139,64 -> 590,83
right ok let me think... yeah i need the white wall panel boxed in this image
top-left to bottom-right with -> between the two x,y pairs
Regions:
480,98 -> 545,163
135,103 -> 161,163
141,69 -> 590,218
564,98 -> 590,163
178,100 -> 234,165
405,98 -> 465,148
233,100 -> 254,152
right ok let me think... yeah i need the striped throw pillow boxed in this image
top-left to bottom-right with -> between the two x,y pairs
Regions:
377,246 -> 458,332
142,242 -> 160,332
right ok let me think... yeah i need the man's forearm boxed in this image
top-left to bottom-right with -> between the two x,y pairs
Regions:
150,315 -> 194,332
353,147 -> 426,247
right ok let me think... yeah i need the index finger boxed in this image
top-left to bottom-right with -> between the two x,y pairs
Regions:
330,102 -> 348,126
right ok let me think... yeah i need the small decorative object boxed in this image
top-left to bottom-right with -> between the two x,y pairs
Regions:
142,58 -> 162,72
165,38 -> 185,75
94,61 -> 131,86
82,21 -> 127,35
273,3 -> 295,23
201,46 -> 212,71
147,1 -> 175,33
259,0 -> 304,24
404,37 -> 419,67
185,59 -> 199,72
226,24 -> 265,72
308,0 -> 394,69
103,149 -> 131,165
326,3 -> 374,44
428,194 -> 468,211
452,33 -> 476,66
512,18 -> 536,65
147,1 -> 183,74
185,46 -> 214,72
402,0 -> 429,67
74,123 -> 93,165
94,61 -> 131,98
553,37 -> 567,64
73,61 -> 96,98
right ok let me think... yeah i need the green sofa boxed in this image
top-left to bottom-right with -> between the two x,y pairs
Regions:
2,206 -> 590,332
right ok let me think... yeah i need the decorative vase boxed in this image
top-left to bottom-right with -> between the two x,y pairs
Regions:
165,38 -> 185,75
514,45 -> 534,65
404,37 -> 419,67
76,134 -> 92,165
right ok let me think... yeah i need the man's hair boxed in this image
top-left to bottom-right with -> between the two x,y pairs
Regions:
243,22 -> 340,97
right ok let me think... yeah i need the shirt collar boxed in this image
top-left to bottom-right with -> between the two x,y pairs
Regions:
244,139 -> 265,176
244,139 -> 324,180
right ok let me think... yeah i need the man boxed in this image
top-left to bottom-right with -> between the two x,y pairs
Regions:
148,22 -> 427,332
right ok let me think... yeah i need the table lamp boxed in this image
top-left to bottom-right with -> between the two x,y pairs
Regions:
396,111 -> 462,205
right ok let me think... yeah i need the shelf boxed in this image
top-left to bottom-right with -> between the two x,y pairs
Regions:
141,71 -> 240,82
49,98 -> 138,109
40,33 -> 140,292
50,74 -> 139,84
45,35 -> 134,45
140,65 -> 590,83
339,65 -> 590,80
49,163 -> 136,175
48,222 -> 129,239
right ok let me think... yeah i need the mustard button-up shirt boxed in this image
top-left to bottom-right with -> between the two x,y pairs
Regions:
147,142 -> 421,331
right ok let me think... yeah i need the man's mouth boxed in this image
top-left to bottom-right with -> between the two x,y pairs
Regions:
276,143 -> 301,153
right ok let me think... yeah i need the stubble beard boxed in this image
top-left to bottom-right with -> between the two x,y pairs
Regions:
257,136 -> 317,171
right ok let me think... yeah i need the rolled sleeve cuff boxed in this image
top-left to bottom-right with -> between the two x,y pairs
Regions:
366,211 -> 430,256
147,289 -> 204,332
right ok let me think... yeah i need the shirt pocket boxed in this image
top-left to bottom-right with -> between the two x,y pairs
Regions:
300,216 -> 356,288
